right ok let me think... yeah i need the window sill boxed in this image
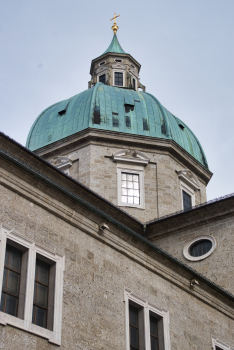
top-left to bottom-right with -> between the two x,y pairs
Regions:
0,311 -> 60,345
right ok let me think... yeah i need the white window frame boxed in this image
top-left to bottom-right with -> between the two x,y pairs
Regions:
0,224 -> 65,345
212,336 -> 234,350
97,70 -> 107,83
124,287 -> 171,350
181,182 -> 195,209
178,169 -> 200,210
129,72 -> 138,90
117,164 -> 145,209
113,69 -> 125,87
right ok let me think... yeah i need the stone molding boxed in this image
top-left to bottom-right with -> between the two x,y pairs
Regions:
112,149 -> 150,166
177,169 -> 200,190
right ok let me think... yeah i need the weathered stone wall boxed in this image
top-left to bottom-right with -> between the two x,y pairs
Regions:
148,211 -> 234,295
60,143 -> 207,222
0,151 -> 233,350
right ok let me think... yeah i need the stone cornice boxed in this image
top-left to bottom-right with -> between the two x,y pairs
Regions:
34,128 -> 212,184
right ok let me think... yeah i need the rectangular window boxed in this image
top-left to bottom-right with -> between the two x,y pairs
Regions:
150,315 -> 159,350
115,72 -> 123,86
94,105 -> 101,124
126,116 -> 131,128
183,190 -> 192,211
99,74 -> 106,84
113,116 -> 119,127
0,245 -> 22,317
143,118 -> 149,131
121,173 -> 140,205
32,256 -> 55,331
0,227 -> 64,345
129,305 -> 139,350
133,78 -> 136,90
32,259 -> 49,329
125,288 -> 170,350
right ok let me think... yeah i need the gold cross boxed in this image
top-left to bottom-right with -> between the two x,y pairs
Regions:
110,13 -> 120,25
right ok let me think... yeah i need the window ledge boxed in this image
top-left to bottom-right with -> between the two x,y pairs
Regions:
0,312 -> 60,345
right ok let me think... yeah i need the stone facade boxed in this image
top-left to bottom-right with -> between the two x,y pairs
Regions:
0,133 -> 234,349
36,130 -> 210,222
146,196 -> 234,295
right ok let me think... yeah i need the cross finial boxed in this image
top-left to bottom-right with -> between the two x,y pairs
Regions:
110,13 -> 120,34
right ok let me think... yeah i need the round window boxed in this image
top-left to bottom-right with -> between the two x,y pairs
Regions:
183,236 -> 216,261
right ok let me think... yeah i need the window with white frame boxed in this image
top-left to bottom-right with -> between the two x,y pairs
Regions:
0,225 -> 64,345
124,287 -> 171,350
177,169 -> 200,211
113,69 -> 125,87
113,149 -> 150,209
98,73 -> 106,84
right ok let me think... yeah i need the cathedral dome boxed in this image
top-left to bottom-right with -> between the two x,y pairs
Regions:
26,83 -> 208,169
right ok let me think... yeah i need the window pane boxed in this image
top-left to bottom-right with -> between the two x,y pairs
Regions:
128,189 -> 134,196
151,336 -> 158,350
5,270 -> 20,295
0,292 -> 5,312
33,306 -> 47,328
127,181 -> 133,189
133,182 -> 139,189
8,247 -> 21,272
36,260 -> 49,285
129,305 -> 138,326
190,240 -> 212,257
128,197 -> 134,204
34,283 -> 48,308
130,326 -> 139,348
121,196 -> 127,203
121,173 -> 127,180
2,268 -> 7,291
134,197 -> 140,205
183,190 -> 192,211
5,294 -> 18,316
122,180 -> 127,188
150,315 -> 158,336
121,188 -> 127,195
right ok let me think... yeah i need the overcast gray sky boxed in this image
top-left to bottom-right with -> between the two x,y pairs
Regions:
1,0 -> 233,201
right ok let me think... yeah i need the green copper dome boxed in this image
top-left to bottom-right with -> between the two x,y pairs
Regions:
26,83 -> 208,169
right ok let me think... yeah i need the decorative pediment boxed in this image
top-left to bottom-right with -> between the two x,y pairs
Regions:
129,68 -> 138,78
95,66 -> 107,74
112,149 -> 150,166
177,169 -> 200,190
54,156 -> 72,171
112,63 -> 127,70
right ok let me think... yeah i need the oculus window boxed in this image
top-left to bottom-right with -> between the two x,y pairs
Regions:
183,235 -> 216,262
